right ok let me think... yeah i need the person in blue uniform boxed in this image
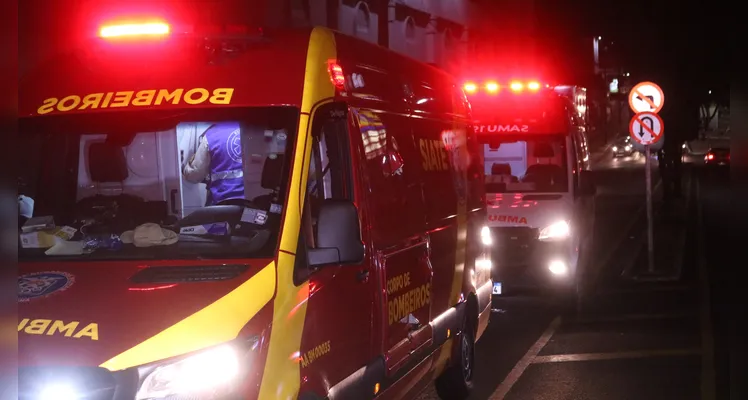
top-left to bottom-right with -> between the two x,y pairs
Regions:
182,122 -> 246,205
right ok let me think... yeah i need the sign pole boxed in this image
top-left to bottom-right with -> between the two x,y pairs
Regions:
629,82 -> 665,277
644,144 -> 655,273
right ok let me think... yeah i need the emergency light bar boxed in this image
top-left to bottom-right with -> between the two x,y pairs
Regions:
463,80 -> 547,95
99,22 -> 170,38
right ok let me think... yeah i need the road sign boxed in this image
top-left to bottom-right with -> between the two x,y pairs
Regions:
629,112 -> 664,145
630,136 -> 664,152
628,81 -> 664,113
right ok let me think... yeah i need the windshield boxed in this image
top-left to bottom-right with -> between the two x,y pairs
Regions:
18,107 -> 298,261
479,134 -> 568,194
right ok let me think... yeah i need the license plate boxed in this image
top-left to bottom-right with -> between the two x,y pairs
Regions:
492,282 -> 502,295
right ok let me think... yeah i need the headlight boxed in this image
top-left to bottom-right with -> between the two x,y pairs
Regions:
682,143 -> 686,148
612,146 -> 618,151
136,344 -> 242,400
480,226 -> 492,246
538,220 -> 570,240
625,145 -> 632,151
39,384 -> 77,400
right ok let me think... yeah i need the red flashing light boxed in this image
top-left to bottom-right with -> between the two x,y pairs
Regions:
485,81 -> 499,93
463,82 -> 478,94
99,22 -> 170,38
463,80 -> 545,95
509,81 -> 524,92
328,61 -> 345,89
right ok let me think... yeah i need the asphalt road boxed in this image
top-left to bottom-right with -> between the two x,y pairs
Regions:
415,147 -> 729,400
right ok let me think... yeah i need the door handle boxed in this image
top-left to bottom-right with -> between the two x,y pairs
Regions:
356,269 -> 369,282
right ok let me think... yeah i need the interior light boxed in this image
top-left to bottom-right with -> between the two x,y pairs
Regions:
527,81 -> 541,90
99,22 -> 170,38
327,61 -> 346,89
509,81 -> 523,92
485,81 -> 499,93
463,82 -> 478,94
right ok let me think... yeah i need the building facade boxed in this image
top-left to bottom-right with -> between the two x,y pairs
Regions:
266,0 -> 476,74
21,0 -> 478,78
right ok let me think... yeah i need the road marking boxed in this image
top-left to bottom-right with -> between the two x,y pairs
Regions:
488,316 -> 561,400
696,179 -> 716,400
531,348 -> 701,364
571,311 -> 696,324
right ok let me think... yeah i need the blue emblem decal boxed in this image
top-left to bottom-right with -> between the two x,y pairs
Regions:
226,128 -> 243,163
18,271 -> 75,302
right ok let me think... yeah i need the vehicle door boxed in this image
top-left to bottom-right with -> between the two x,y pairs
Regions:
295,103 -> 375,394
352,106 -> 433,376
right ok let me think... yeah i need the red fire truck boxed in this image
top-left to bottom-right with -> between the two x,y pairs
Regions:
17,19 -> 491,400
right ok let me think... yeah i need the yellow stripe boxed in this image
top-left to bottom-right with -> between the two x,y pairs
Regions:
99,262 -> 276,371
257,27 -> 338,400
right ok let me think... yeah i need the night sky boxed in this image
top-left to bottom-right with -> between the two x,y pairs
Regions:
534,0 -> 728,98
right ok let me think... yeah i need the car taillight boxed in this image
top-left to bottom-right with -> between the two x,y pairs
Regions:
706,153 -> 714,160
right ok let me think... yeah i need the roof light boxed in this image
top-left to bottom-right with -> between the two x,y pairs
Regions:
327,61 -> 345,89
99,22 -> 170,38
528,81 -> 541,90
485,81 -> 499,93
463,82 -> 478,94
509,81 -> 523,92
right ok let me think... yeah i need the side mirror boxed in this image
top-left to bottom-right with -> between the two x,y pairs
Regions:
578,170 -> 596,196
308,199 -> 365,268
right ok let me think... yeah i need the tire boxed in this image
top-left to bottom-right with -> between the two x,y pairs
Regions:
435,318 -> 475,400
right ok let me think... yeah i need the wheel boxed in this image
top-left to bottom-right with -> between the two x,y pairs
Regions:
435,318 -> 475,400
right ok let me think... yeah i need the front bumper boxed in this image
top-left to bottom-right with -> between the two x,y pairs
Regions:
488,227 -> 574,289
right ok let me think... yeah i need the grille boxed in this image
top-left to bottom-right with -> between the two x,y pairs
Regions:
491,227 -> 538,265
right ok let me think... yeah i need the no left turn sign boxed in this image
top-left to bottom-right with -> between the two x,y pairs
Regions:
628,81 -> 665,114
629,112 -> 664,145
